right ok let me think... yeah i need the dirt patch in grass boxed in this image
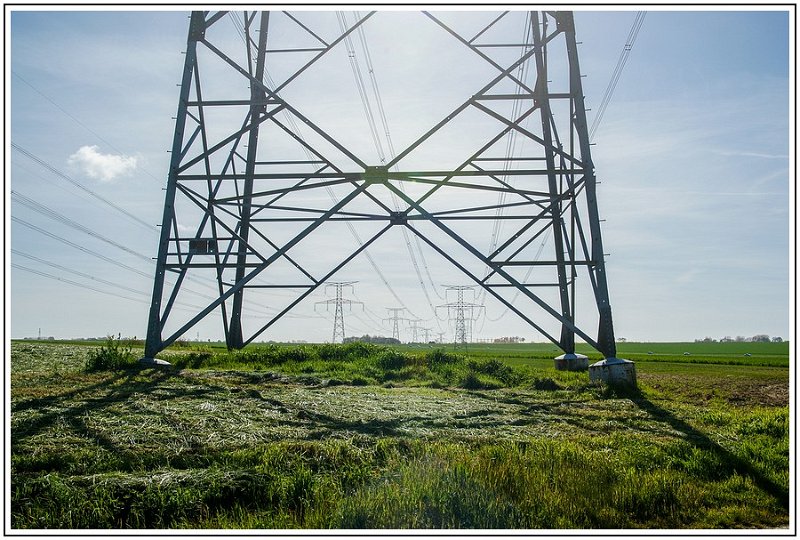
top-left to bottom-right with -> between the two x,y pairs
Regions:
638,372 -> 788,408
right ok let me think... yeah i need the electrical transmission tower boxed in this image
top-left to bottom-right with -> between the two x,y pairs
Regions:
420,327 -> 432,343
437,285 -> 485,346
141,10 -> 634,383
383,307 -> 409,342
315,281 -> 362,343
407,319 -> 424,343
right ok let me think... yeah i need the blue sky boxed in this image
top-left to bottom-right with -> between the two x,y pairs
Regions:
7,7 -> 793,345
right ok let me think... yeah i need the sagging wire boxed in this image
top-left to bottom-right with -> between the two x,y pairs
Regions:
588,11 -> 646,141
343,11 -> 444,329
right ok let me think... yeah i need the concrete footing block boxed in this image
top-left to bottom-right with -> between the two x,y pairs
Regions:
554,352 -> 589,371
138,357 -> 172,366
589,357 -> 636,385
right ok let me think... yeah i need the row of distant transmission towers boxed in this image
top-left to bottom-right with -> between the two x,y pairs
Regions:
315,281 -> 483,345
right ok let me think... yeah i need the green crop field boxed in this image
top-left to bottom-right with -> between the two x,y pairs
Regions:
10,339 -> 790,530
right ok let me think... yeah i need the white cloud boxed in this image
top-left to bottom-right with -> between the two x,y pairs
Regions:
67,145 -> 138,182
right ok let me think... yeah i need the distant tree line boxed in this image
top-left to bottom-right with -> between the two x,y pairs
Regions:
696,335 -> 783,343
344,335 -> 401,345
493,336 -> 526,343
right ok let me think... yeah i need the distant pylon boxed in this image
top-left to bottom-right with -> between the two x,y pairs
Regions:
408,319 -> 424,343
383,307 -> 409,342
437,286 -> 485,346
315,281 -> 362,343
420,327 -> 432,343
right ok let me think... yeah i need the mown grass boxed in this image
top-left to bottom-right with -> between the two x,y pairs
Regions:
10,340 -> 790,530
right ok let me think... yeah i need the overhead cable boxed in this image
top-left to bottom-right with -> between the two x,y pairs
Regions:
12,248 -> 150,297
588,11 -> 646,140
342,11 -> 443,327
12,190 -> 151,262
12,262 -> 154,306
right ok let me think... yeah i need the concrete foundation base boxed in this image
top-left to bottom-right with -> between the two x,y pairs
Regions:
554,353 -> 589,371
138,357 -> 172,366
589,357 -> 636,385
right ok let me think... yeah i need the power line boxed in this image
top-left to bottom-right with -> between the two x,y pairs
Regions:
10,215 -> 224,304
353,292 -> 391,331
13,160 -> 111,210
12,249 -> 150,297
12,189 -> 226,295
11,246 -> 313,323
342,11 -> 444,325
11,190 -> 151,262
11,249 -> 213,312
11,262 -> 215,315
588,11 -> 646,140
12,215 -> 153,278
12,262 -> 152,306
350,310 -> 386,335
14,144 -> 262,298
337,11 -> 386,163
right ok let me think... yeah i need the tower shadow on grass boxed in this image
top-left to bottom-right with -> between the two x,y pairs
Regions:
11,366 -> 220,454
601,383 -> 789,511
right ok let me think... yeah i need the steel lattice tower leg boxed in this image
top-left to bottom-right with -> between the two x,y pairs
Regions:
562,13 -> 617,358
142,11 -> 205,362
228,12 -> 270,350
532,12 -> 575,356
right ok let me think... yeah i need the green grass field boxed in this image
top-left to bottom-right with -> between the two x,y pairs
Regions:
10,339 -> 790,529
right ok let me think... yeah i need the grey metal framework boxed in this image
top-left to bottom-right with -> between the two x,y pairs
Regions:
314,281 -> 362,343
144,10 -> 619,360
437,285 -> 485,346
383,308 -> 409,342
